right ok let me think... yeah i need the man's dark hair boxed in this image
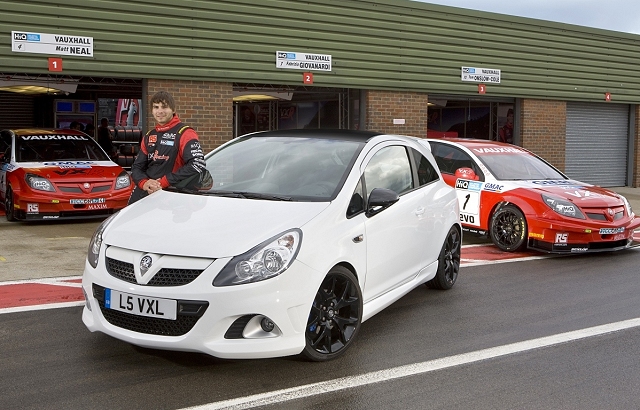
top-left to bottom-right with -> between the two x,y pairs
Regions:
150,90 -> 176,111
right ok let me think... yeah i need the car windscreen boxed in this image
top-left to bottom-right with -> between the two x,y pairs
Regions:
476,151 -> 567,181
16,134 -> 110,162
201,136 -> 365,201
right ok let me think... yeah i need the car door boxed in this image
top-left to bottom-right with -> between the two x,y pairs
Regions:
360,142 -> 430,301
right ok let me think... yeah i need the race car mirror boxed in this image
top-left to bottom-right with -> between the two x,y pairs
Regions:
455,167 -> 479,181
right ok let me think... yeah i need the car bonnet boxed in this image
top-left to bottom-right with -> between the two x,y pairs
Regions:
505,179 -> 625,208
102,190 -> 330,258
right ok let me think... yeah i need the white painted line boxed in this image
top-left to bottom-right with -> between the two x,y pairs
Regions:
181,317 -> 640,410
0,301 -> 85,315
0,275 -> 82,286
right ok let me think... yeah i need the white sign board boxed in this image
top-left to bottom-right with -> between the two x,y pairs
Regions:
12,31 -> 93,57
461,66 -> 501,84
276,51 -> 332,72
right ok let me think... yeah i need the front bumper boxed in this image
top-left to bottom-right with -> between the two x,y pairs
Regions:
82,246 -> 320,359
526,215 -> 640,253
13,191 -> 130,221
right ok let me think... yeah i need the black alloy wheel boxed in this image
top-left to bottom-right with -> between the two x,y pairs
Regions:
302,266 -> 362,361
4,186 -> 15,222
490,205 -> 528,252
427,225 -> 461,290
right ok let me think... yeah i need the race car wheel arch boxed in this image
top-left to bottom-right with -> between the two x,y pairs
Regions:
489,204 -> 528,252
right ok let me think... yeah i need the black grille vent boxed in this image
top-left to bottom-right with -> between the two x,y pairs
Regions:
92,284 -> 208,336
106,257 -> 206,286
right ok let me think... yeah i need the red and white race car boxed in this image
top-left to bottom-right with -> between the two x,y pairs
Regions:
0,128 -> 132,221
419,138 -> 640,253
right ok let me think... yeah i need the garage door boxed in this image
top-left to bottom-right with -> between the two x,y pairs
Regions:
565,102 -> 629,187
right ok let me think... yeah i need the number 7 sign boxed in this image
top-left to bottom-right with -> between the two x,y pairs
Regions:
48,57 -> 62,72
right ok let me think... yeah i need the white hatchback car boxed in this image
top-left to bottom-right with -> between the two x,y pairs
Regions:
82,129 -> 461,361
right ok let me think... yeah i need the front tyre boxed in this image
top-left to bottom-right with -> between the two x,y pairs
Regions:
490,205 -> 527,252
302,266 -> 362,362
4,185 -> 16,222
427,225 -> 461,290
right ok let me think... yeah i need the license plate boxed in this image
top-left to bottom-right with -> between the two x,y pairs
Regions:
599,227 -> 625,234
104,289 -> 177,320
70,198 -> 105,204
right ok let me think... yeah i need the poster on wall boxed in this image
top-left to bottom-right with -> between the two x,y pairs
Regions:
115,99 -> 141,127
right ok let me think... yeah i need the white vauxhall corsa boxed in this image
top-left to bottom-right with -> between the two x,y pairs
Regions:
82,129 -> 461,361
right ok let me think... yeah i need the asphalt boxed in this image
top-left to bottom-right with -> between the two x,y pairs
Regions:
1,187 -> 640,283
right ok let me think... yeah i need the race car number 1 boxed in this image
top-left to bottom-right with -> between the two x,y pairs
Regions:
455,179 -> 481,226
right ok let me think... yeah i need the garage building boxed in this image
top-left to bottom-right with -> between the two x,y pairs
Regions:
2,0 -> 640,186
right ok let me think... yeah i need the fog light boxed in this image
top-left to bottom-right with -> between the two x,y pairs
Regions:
82,287 -> 92,311
260,317 -> 275,332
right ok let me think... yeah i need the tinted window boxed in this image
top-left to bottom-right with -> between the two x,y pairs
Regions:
363,145 -> 412,197
410,148 -> 439,186
347,178 -> 365,218
15,133 -> 110,162
429,142 -> 484,181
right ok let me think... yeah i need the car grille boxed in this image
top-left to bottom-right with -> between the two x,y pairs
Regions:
92,284 -> 208,336
584,206 -> 625,222
57,182 -> 113,193
106,257 -> 206,286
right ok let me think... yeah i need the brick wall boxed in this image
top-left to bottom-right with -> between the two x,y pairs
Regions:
146,79 -> 234,153
365,90 -> 429,137
520,99 -> 566,172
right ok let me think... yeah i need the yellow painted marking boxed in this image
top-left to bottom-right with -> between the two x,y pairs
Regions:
0,256 -> 6,262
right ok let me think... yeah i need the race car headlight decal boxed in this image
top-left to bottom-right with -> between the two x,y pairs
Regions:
214,229 -> 302,286
88,213 -> 117,269
26,173 -> 55,192
115,171 -> 131,190
542,194 -> 586,219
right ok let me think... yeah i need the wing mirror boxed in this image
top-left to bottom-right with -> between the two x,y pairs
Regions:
366,188 -> 399,217
455,167 -> 479,181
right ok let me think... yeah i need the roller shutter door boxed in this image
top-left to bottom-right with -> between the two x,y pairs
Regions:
565,102 -> 628,187
0,92 -> 34,129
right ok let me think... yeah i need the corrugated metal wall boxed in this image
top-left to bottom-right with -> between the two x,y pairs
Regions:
2,0 -> 640,103
566,102 -> 629,186
0,92 -> 34,129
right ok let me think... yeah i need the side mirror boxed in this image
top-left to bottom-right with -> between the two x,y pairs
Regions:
366,188 -> 399,217
455,167 -> 479,181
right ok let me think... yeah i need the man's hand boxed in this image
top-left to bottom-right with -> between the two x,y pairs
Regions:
142,179 -> 162,194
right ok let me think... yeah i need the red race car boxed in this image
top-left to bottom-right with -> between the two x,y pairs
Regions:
419,138 -> 640,253
0,128 -> 133,221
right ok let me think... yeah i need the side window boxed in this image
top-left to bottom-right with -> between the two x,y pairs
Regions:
347,178 -> 365,218
363,146 -> 413,197
429,142 -> 484,181
410,148 -> 439,186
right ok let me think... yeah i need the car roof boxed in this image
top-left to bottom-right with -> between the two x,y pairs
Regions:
245,129 -> 385,142
3,128 -> 89,137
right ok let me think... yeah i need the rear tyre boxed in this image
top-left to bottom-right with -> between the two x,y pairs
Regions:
427,225 -> 461,290
490,205 -> 527,252
4,186 -> 16,222
302,266 -> 362,362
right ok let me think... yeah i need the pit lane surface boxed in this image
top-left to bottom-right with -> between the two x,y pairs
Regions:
2,239 -> 640,409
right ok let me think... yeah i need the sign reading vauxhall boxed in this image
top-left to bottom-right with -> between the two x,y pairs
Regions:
276,51 -> 332,72
461,66 -> 501,84
12,31 -> 93,57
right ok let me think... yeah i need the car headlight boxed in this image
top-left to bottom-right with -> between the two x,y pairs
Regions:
26,173 -> 55,192
214,229 -> 302,286
542,194 -> 585,219
87,213 -> 117,269
115,171 -> 131,190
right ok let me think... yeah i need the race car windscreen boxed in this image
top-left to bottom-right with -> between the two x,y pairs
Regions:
477,152 -> 567,181
16,134 -> 110,162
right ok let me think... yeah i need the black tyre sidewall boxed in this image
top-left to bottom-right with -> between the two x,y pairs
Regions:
490,205 -> 527,252
302,266 -> 362,362
427,225 -> 461,290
